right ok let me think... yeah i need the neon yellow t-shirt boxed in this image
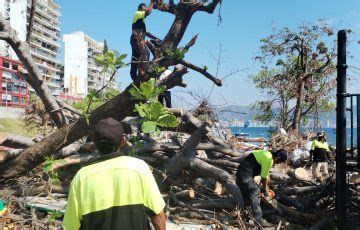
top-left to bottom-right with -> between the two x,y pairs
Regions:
132,11 -> 146,23
253,150 -> 273,179
63,156 -> 165,230
311,140 -> 330,151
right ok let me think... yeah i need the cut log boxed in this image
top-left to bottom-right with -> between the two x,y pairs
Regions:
287,168 -> 311,181
191,198 -> 236,210
163,189 -> 195,200
50,154 -> 98,171
284,185 -> 322,195
0,133 -> 35,148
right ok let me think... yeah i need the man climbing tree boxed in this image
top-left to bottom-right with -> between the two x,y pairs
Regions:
130,0 -> 161,82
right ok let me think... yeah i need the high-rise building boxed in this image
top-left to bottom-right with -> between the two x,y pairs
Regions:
0,0 -> 62,96
63,31 -> 117,99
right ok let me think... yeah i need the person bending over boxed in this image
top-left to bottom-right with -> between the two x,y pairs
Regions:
236,149 -> 287,228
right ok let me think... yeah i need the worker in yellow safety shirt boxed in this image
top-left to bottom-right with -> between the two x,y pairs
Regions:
310,131 -> 332,182
63,118 -> 166,230
130,0 -> 161,82
236,149 -> 288,228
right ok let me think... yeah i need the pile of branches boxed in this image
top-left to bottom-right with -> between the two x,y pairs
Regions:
2,107 -> 360,229
0,0 -> 359,228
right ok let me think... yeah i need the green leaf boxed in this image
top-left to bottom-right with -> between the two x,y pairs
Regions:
148,102 -> 164,120
129,84 -> 146,101
158,114 -> 178,127
139,79 -> 155,100
134,103 -> 148,117
117,54 -> 127,62
141,121 -> 158,133
154,127 -> 161,136
156,66 -> 166,73
152,85 -> 166,98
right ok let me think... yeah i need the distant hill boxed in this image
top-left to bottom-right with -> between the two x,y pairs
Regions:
216,105 -> 255,122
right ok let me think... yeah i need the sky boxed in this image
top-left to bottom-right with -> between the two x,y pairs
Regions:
59,0 -> 360,108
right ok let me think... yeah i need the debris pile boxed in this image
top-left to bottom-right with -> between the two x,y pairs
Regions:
1,112 -> 359,229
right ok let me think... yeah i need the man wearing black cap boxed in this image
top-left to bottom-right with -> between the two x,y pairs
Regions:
63,118 -> 166,230
236,149 -> 287,228
310,131 -> 331,182
130,0 -> 161,82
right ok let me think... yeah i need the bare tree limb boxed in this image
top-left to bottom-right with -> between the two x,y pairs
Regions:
26,0 -> 37,42
179,60 -> 222,86
196,0 -> 222,14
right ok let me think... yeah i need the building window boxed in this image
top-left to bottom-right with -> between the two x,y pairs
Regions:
21,97 -> 26,104
12,96 -> 19,103
13,74 -> 19,81
2,61 -> 10,69
21,87 -> 27,94
12,64 -> 19,71
13,85 -> 20,93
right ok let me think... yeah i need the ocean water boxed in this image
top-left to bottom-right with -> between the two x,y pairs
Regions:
230,127 -> 357,147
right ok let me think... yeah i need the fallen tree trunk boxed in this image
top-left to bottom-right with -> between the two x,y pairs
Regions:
0,149 -> 23,163
0,133 -> 35,148
0,68 -> 187,178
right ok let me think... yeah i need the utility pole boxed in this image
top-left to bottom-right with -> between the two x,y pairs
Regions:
336,29 -> 347,229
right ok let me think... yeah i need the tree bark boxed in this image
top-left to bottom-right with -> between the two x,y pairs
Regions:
292,79 -> 305,131
0,133 -> 35,148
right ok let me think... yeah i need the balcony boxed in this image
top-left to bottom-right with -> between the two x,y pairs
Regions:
35,6 -> 61,25
31,49 -> 61,65
31,32 -> 60,48
34,15 -> 60,32
33,24 -> 60,40
36,0 -> 61,17
36,62 -> 60,73
31,42 -> 58,56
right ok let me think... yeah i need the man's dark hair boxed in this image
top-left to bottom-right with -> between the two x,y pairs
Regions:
138,3 -> 146,10
93,118 -> 124,155
272,149 -> 287,163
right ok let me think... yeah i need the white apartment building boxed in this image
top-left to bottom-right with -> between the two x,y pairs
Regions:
0,0 -> 62,96
63,31 -> 117,99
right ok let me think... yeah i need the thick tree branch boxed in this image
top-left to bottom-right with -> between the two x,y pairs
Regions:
196,0 -> 222,14
184,34 -> 199,51
179,60 -> 222,86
